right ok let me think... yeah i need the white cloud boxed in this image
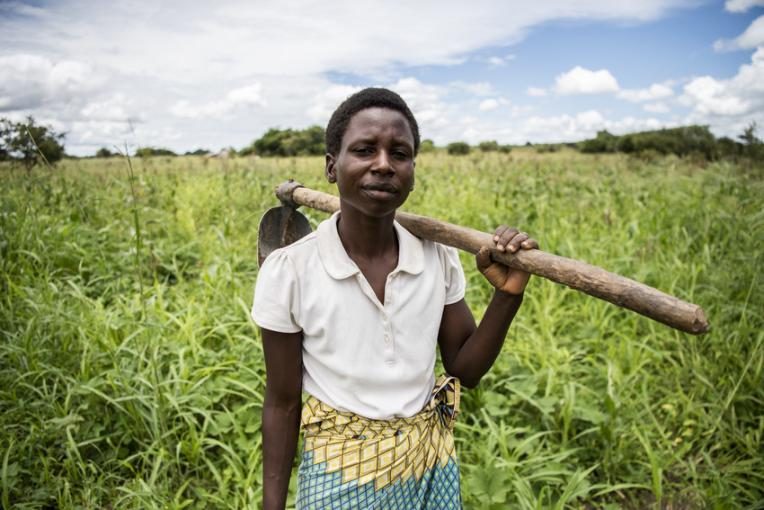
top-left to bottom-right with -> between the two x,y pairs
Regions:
526,87 -> 548,97
389,78 -> 451,130
227,84 -> 267,107
736,17 -> 764,48
554,66 -> 620,95
0,54 -> 100,111
478,97 -> 510,111
170,83 -> 265,119
618,83 -> 674,102
518,115 -> 578,139
577,110 -> 606,129
714,15 -> 764,51
479,98 -> 500,111
724,0 -> 764,12
486,54 -> 516,66
306,85 -> 362,123
643,102 -> 671,113
519,111 -> 665,142
365,89 -> 674,145
80,94 -> 143,122
68,120 -> 137,146
0,1 -> 699,84
450,81 -> 496,96
0,0 -> 708,154
680,47 -> 764,121
681,76 -> 750,115
0,2 -> 47,17
169,100 -> 222,119
510,104 -> 534,117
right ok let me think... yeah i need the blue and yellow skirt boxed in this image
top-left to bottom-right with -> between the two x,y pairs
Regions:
297,377 -> 462,509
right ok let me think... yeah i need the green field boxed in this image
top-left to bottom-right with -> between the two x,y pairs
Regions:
1,150 -> 762,508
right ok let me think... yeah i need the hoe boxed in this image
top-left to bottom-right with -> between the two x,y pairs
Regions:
259,180 -> 709,335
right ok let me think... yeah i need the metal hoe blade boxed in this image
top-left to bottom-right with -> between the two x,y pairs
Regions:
257,205 -> 312,266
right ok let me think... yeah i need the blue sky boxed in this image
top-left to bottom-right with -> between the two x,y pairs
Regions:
1,0 -> 763,155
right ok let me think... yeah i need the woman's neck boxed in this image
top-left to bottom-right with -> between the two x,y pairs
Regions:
336,205 -> 397,261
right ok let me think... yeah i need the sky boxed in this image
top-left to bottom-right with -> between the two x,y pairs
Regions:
1,0 -> 763,156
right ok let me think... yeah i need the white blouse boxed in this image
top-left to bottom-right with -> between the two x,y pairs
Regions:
252,212 -> 466,420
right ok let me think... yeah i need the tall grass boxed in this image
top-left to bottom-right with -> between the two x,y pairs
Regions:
1,150 -> 762,508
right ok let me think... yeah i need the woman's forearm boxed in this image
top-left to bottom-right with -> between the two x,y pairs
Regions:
449,291 -> 523,387
262,396 -> 301,510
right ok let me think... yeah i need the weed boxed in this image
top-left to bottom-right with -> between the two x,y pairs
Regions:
0,150 -> 761,508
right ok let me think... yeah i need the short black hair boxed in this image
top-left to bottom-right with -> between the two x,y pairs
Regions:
325,87 -> 420,157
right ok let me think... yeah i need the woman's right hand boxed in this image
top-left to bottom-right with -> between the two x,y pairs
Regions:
476,225 -> 538,296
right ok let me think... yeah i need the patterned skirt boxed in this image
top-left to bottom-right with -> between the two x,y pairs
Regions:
296,377 -> 462,509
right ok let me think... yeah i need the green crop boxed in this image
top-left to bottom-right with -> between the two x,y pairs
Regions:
1,149 -> 761,508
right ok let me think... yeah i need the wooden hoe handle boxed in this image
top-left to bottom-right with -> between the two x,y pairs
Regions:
276,181 -> 710,335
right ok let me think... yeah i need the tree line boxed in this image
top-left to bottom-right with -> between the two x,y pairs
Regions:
2,116 -> 762,170
578,124 -> 763,161
116,123 -> 764,161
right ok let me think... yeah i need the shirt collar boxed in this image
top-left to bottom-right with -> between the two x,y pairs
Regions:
317,211 -> 424,280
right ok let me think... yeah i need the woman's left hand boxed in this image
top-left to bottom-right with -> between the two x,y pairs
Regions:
476,225 -> 539,295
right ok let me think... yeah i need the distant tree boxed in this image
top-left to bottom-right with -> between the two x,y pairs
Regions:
96,147 -> 114,158
617,135 -> 635,153
0,116 -> 65,170
135,147 -> 177,157
578,126 -> 719,160
447,141 -> 470,155
738,121 -> 760,146
184,148 -> 211,156
0,122 -> 8,161
477,140 -> 512,153
535,144 -> 560,153
419,139 -> 436,153
238,145 -> 255,157
478,140 -> 500,152
580,130 -> 618,153
244,125 -> 325,157
717,136 -> 743,159
676,125 -> 718,160
738,122 -> 763,160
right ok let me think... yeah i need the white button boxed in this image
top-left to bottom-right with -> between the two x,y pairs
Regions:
384,334 -> 390,343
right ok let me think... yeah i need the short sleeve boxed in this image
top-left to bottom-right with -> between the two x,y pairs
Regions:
440,245 -> 466,305
251,249 -> 302,333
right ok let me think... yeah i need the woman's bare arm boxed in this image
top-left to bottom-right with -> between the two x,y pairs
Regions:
438,227 -> 537,388
261,328 -> 303,510
437,293 -> 524,388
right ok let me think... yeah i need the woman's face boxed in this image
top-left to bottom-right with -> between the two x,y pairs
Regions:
326,107 -> 416,219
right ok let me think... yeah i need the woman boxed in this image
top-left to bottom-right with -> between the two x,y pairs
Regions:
252,88 -> 537,509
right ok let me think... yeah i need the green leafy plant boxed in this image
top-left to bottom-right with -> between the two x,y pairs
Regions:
0,148 -> 761,508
